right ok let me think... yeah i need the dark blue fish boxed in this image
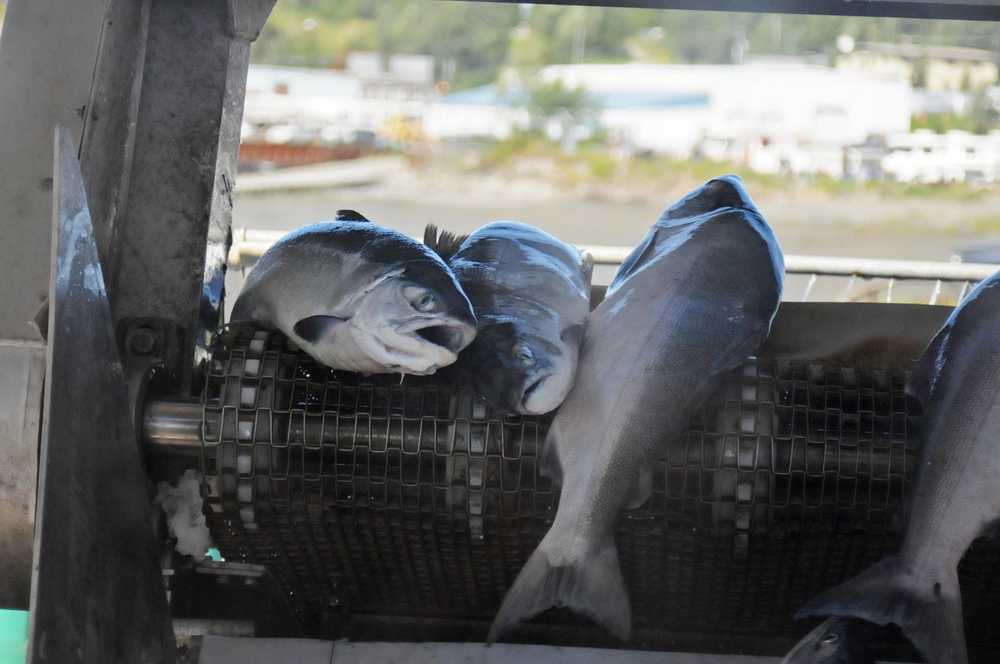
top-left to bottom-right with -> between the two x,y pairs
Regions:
232,210 -> 476,375
783,618 -> 875,664
426,221 -> 593,414
488,176 -> 784,641
796,270 -> 1000,664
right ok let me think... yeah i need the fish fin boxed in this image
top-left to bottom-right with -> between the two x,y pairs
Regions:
423,223 -> 468,261
906,323 -> 950,410
626,466 -> 652,510
293,315 -> 348,343
423,223 -> 439,248
230,291 -> 265,324
335,209 -> 371,223
488,536 -> 631,642
796,556 -> 967,664
579,250 -> 594,286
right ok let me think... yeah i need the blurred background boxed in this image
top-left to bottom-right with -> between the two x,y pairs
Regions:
9,1 -> 1000,296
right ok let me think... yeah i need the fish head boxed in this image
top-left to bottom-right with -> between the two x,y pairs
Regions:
783,618 -> 874,664
342,263 -> 477,375
462,320 -> 582,415
231,220 -> 476,375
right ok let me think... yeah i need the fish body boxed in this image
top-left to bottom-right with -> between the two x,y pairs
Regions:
488,176 -> 784,641
782,618 -> 875,664
426,221 -> 593,415
231,210 -> 476,375
797,271 -> 1000,664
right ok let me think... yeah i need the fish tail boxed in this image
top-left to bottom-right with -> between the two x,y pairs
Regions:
796,556 -> 967,664
488,533 -> 630,643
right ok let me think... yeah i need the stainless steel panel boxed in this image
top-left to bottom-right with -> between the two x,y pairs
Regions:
27,128 -> 173,663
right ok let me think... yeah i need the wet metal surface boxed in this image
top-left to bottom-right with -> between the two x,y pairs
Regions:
102,0 -> 274,391
27,128 -> 173,663
0,342 -> 44,608
0,0 -> 104,342
191,318 -> 997,659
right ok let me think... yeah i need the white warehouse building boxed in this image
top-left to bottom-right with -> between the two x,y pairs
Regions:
427,62 -> 914,176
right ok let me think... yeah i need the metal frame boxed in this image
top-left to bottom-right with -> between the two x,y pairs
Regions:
0,0 -> 105,344
230,227 -> 997,306
0,343 -> 44,608
0,0 -> 277,613
0,0 -> 995,653
0,0 -> 107,610
28,128 -> 173,663
80,0 -> 276,394
230,228 -> 1000,280
464,0 -> 1000,21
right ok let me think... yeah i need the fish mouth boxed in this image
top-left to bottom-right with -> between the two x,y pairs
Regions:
344,313 -> 475,376
397,316 -> 477,361
414,324 -> 469,354
522,377 -> 544,404
517,360 -> 575,415
518,373 -> 560,415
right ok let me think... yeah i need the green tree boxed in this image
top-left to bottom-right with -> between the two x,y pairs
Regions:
508,25 -> 549,69
913,57 -> 929,88
250,3 -> 1000,90
373,1 -> 519,89
968,89 -> 999,134
961,67 -> 973,92
255,1 -> 519,88
525,78 -> 595,131
626,27 -> 671,64
253,6 -> 377,66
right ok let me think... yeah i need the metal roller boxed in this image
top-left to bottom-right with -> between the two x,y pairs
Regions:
144,399 -> 203,454
139,326 -> 1000,653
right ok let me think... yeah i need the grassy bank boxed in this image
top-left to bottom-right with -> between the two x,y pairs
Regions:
466,133 -> 997,203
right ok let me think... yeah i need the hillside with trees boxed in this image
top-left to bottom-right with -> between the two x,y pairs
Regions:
252,2 -> 1000,89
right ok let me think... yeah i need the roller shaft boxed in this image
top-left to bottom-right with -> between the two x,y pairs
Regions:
144,399 -> 202,454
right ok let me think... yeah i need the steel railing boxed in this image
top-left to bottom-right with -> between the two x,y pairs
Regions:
228,228 -> 1000,306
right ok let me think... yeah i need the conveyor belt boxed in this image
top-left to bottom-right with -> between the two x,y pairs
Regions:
188,326 -> 1000,656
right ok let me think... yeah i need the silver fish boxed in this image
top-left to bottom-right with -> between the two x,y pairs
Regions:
796,270 -> 1000,664
425,221 -> 593,415
488,176 -> 784,641
782,618 -> 875,664
231,210 -> 477,375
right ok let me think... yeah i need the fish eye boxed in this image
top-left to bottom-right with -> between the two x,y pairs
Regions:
819,632 -> 839,646
513,343 -> 535,366
416,294 -> 436,311
404,286 -> 438,313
